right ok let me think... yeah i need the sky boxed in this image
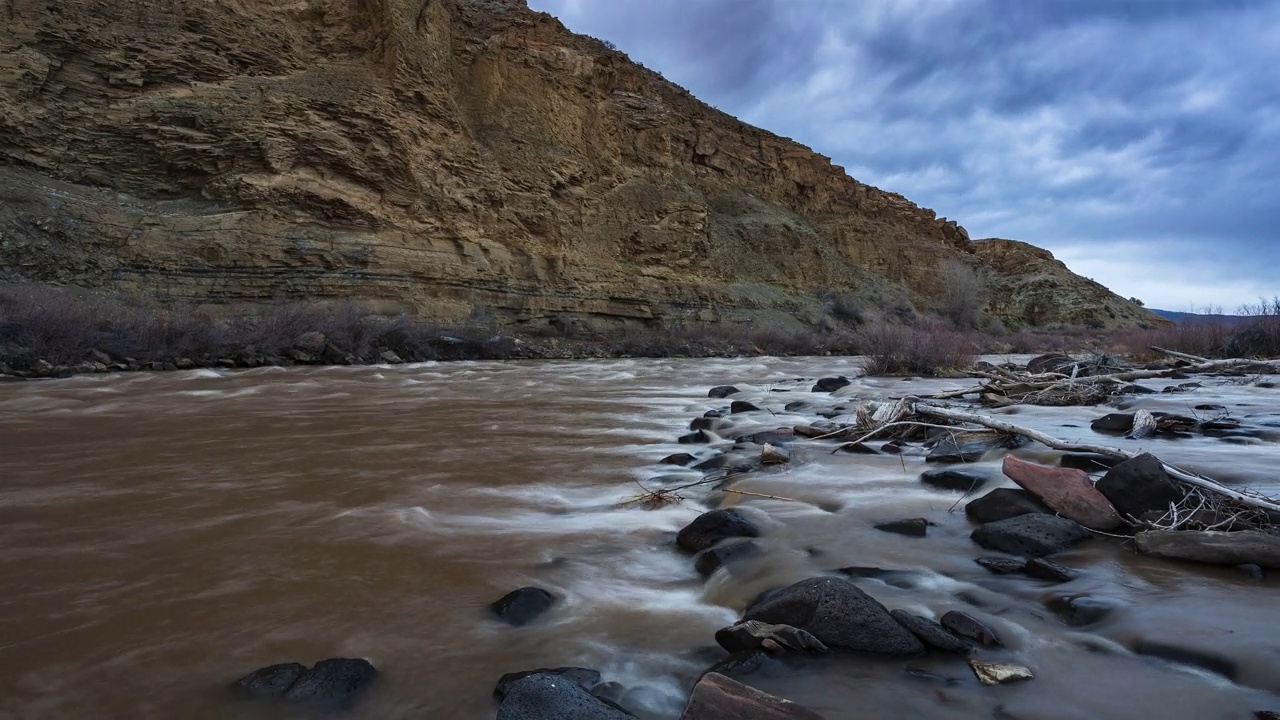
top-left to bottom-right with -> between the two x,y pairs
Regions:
527,0 -> 1280,313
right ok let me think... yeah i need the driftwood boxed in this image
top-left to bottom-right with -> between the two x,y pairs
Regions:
1134,530 -> 1280,568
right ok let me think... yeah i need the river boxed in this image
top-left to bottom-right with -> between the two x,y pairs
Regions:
0,357 -> 1277,719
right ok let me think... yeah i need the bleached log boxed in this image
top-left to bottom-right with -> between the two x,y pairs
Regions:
1149,346 -> 1210,363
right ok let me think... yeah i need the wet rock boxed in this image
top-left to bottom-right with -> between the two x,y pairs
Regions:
783,400 -> 810,412
1024,557 -> 1078,582
694,539 -> 762,577
730,400 -> 761,414
760,444 -> 790,465
940,611 -> 1001,647
812,376 -> 852,393
742,576 -> 925,656
739,429 -> 794,446
1059,453 -> 1125,472
490,587 -> 556,626
708,386 -> 740,399
677,509 -> 761,553
281,658 -> 378,706
873,518 -> 929,537
971,514 -> 1091,558
1091,413 -> 1135,434
1094,453 -> 1183,520
1027,353 -> 1079,375
659,453 -> 696,466
690,416 -> 721,432
1135,640 -> 1237,680
230,662 -> 308,698
679,672 -> 824,720
965,488 -> 1051,523
495,667 -> 602,700
1134,530 -> 1280,568
831,566 -> 923,589
836,441 -> 877,454
1001,456 -> 1123,530
969,660 -> 1034,685
678,430 -> 714,444
704,410 -> 724,419
903,666 -> 964,684
1255,712 -> 1280,720
1046,595 -> 1115,626
714,620 -> 829,655
920,469 -> 990,493
926,432 -> 1013,463
889,610 -> 971,653
707,650 -> 771,678
975,557 -> 1027,574
497,672 -> 635,720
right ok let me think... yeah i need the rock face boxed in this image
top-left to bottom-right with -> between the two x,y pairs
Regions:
0,0 -> 1160,331
742,577 -> 924,656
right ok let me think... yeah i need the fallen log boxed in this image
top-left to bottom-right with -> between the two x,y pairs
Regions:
1135,530 -> 1280,568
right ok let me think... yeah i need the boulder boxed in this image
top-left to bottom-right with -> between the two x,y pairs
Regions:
974,557 -> 1027,574
659,453 -> 696,466
281,658 -> 378,706
230,662 -> 308,699
490,587 -> 556,626
889,611 -> 970,653
873,518 -> 929,537
679,672 -> 824,720
939,611 -> 1001,647
495,667 -> 602,700
1094,454 -> 1183,520
1024,557 -> 1078,582
1001,456 -> 1123,530
730,400 -> 762,414
920,469 -> 990,492
742,577 -> 924,656
708,386 -> 740,399
678,430 -> 714,444
1134,530 -> 1280,569
1027,353 -> 1078,375
693,539 -> 762,577
812,376 -> 851,393
497,673 -> 635,720
677,509 -> 761,553
1046,595 -> 1115,626
714,620 -> 829,655
964,488 -> 1050,523
1090,413 -> 1135,434
971,514 -> 1091,558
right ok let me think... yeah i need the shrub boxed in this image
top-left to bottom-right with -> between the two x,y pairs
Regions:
857,321 -> 979,376
939,260 -> 990,329
817,289 -> 865,326
1226,297 -> 1280,358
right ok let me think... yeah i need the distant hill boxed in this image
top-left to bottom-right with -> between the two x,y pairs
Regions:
1150,309 -> 1247,326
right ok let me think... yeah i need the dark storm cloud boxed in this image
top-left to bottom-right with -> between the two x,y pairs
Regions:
530,0 -> 1280,309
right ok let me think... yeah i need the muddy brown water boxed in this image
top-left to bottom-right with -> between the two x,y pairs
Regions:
0,358 -> 1278,719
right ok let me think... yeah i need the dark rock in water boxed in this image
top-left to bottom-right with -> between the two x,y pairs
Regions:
495,667 -> 602,700
965,488 -> 1051,523
889,610 -> 971,653
920,469 -> 989,492
659,453 -> 696,466
708,386 -> 740,399
693,539 -> 762,577
496,672 -> 635,720
783,400 -> 809,412
730,400 -> 761,414
704,409 -> 723,419
707,650 -> 771,678
1060,453 -> 1124,472
689,416 -> 720,432
1255,712 -> 1280,720
230,662 -> 308,699
837,441 -> 878,454
679,672 -> 825,720
1135,641 -> 1237,680
975,557 -> 1027,574
874,518 -> 929,537
940,611 -> 1001,647
1024,557 -> 1078,582
831,566 -> 922,589
880,441 -> 905,454
281,658 -> 378,706
1046,595 -> 1115,626
927,432 -> 1013,463
1091,413 -> 1135,434
678,430 -> 714,444
1121,383 -> 1157,394
971,514 -> 1091,558
903,666 -> 964,684
1095,453 -> 1183,520
677,509 -> 761,553
490,587 -> 556,626
812,376 -> 852,393
1027,353 -> 1080,375
1001,456 -> 1123,531
714,620 -> 829,655
738,429 -> 794,446
1134,529 -> 1280,568
742,576 -> 925,656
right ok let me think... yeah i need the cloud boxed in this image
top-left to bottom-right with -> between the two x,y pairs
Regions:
528,0 -> 1280,311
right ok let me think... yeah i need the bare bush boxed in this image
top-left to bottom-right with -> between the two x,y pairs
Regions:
939,260 -> 990,329
857,321 -> 979,376
817,289 -> 865,326
1227,297 -> 1280,358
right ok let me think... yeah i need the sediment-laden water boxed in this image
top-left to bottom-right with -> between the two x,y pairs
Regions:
0,358 -> 1277,719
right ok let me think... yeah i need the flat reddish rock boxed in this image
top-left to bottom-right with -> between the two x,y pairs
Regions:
1001,456 -> 1123,531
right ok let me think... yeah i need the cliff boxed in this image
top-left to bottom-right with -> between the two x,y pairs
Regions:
0,0 -> 1160,330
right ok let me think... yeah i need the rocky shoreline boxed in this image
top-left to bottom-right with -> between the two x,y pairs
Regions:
222,355 -> 1279,719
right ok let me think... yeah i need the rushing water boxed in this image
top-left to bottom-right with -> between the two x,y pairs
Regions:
0,357 -> 1277,719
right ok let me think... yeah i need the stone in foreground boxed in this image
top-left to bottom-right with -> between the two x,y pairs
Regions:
677,509 -> 762,553
889,610 -> 970,653
497,673 -> 634,720
490,587 -> 556,626
939,611 -> 1001,647
873,517 -> 929,537
969,660 -> 1034,685
971,514 -> 1091,558
714,620 -> 829,655
495,667 -> 602,700
1001,456 -> 1123,530
230,662 -> 308,698
965,488 -> 1051,523
281,658 -> 379,706
1134,530 -> 1280,569
680,672 -> 824,720
1095,453 -> 1184,520
743,577 -> 924,656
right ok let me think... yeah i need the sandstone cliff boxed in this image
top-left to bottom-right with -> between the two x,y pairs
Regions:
0,0 -> 1159,330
